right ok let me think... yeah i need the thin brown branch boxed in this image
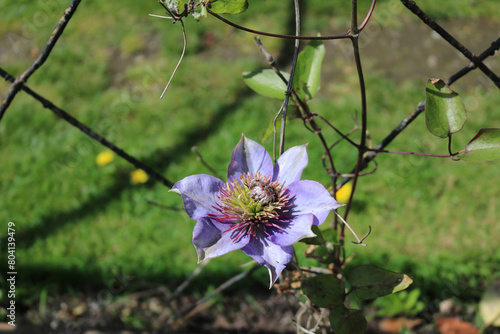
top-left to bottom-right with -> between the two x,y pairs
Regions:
401,0 -> 500,88
279,0 -> 302,155
174,264 -> 260,322
191,146 -> 223,179
206,6 -> 351,41
336,101 -> 426,190
343,33 -> 367,222
351,0 -> 359,34
167,260 -> 211,304
253,37 -> 338,179
0,67 -> 175,188
366,148 -> 452,158
313,113 -> 360,149
0,0 -> 82,120
447,37 -> 500,86
207,0 -> 378,41
337,33 -> 500,190
358,0 -> 377,31
336,160 -> 378,178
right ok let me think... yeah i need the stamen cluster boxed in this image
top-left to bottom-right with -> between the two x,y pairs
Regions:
209,173 -> 294,241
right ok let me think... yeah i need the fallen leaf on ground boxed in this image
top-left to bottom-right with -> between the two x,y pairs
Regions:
378,317 -> 423,333
435,317 -> 478,334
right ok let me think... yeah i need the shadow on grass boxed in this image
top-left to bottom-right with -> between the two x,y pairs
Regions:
9,259 -> 268,308
11,84 -> 253,274
5,2 -> 318,293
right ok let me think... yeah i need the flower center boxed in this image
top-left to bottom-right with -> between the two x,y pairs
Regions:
208,173 -> 294,242
249,179 -> 277,204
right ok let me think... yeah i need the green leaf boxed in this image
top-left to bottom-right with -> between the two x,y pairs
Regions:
293,40 -> 325,100
301,275 -> 344,308
457,128 -> 500,162
304,244 -> 334,264
209,0 -> 248,14
261,118 -> 275,143
404,289 -> 422,312
321,226 -> 339,244
425,78 -> 467,138
373,289 -> 425,317
329,306 -> 367,334
260,106 -> 299,143
347,265 -> 413,300
243,70 -> 288,100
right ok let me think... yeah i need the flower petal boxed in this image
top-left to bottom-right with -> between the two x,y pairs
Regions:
287,180 -> 343,225
193,217 -> 249,262
242,240 -> 294,288
268,214 -> 316,246
227,135 -> 273,181
273,144 -> 308,187
170,174 -> 224,220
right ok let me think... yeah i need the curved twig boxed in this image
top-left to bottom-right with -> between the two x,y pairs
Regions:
0,0 -> 82,120
333,210 -> 368,246
313,113 -> 360,148
358,0 -> 377,31
175,264 -> 260,321
343,0 -> 368,223
206,6 -> 352,41
149,13 -> 188,99
334,160 -> 378,179
191,146 -> 223,178
366,148 -> 453,158
336,101 -> 426,190
161,19 -> 187,98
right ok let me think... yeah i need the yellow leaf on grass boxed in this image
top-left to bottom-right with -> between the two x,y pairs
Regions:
131,169 -> 149,184
96,150 -> 114,166
335,181 -> 353,204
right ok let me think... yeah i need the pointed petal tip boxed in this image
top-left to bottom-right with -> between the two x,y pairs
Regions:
267,266 -> 277,289
302,230 -> 317,240
238,133 -> 249,145
274,144 -> 309,186
333,202 -> 345,210
228,134 -> 273,179
197,253 -> 206,264
168,187 -> 181,194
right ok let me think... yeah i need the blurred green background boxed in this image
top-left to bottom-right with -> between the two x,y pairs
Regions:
0,0 -> 499,315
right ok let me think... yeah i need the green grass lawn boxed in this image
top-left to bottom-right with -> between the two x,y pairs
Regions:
1,0 -> 499,310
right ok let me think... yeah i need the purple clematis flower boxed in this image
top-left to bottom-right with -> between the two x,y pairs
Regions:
170,135 -> 342,287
